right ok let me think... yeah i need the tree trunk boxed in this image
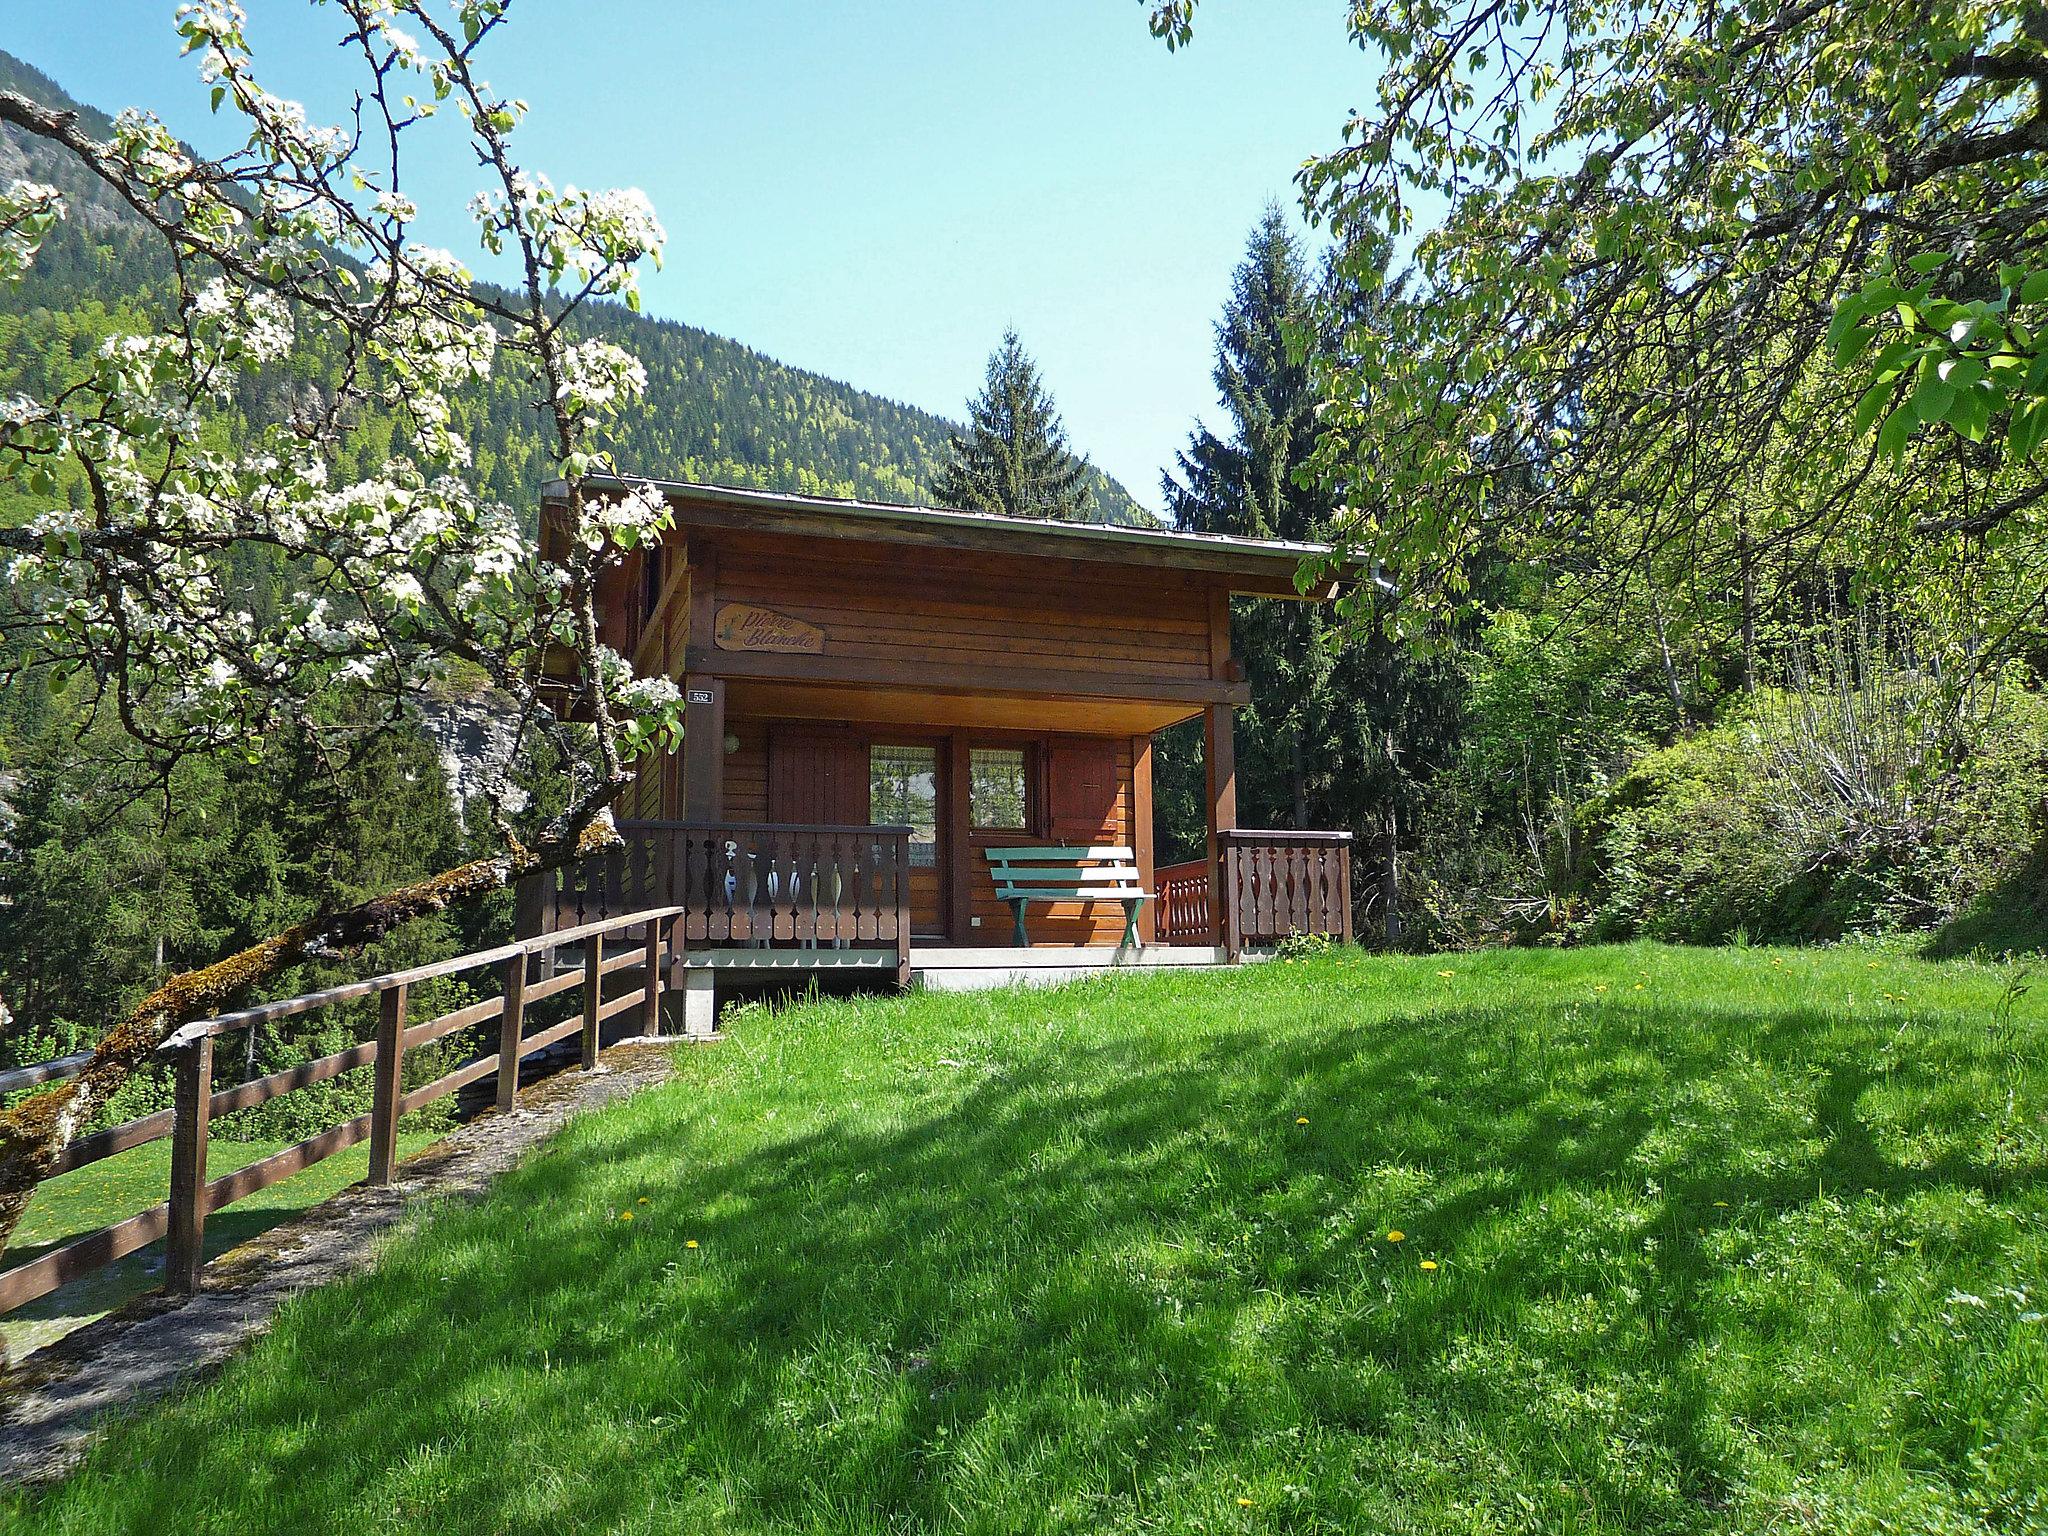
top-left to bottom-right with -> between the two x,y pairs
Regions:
1380,797 -> 1402,948
1649,587 -> 1689,726
1738,508 -> 1758,692
0,817 -> 620,1355
1288,731 -> 1309,831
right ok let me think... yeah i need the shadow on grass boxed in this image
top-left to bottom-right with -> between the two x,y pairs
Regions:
11,992 -> 2044,1533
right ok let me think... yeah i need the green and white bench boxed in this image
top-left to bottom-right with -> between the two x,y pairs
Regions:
985,845 -> 1150,949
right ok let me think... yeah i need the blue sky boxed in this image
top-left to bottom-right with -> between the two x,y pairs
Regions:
9,1 -> 1375,511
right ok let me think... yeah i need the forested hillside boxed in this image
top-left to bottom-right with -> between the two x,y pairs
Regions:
0,50 -> 1146,525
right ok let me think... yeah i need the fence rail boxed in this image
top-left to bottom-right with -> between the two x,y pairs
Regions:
0,905 -> 683,1319
520,820 -> 913,987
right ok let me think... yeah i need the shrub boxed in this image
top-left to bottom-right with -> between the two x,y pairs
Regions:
1585,661 -> 2048,944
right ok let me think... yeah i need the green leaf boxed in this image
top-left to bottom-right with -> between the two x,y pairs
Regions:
2022,272 -> 2048,304
2008,400 -> 2046,459
1909,365 -> 1956,424
1906,251 -> 1951,274
1831,322 -> 1873,368
1877,403 -> 1916,457
1953,386 -> 1991,441
1852,381 -> 1893,438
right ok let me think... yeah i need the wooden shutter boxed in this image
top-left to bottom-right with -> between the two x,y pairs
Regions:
1046,739 -> 1121,842
768,727 -> 867,826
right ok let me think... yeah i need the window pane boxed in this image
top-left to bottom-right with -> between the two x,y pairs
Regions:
970,747 -> 1027,830
869,745 -> 938,867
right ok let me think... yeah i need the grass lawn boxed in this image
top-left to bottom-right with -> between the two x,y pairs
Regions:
5,942 -> 2044,1533
1,1129 -> 440,1359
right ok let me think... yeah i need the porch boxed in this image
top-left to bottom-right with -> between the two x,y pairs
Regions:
515,818 -> 1353,1025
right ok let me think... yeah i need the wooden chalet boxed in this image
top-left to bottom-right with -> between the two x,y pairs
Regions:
522,478 -> 1354,1031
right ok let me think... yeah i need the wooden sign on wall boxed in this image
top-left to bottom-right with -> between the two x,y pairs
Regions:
714,602 -> 826,655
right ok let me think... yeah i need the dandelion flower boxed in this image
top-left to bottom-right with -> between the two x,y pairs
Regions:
619,1211 -> 634,1222
1593,984 -> 1608,993
1867,961 -> 1881,969
1387,1230 -> 1405,1243
1633,983 -> 1645,990
1237,1497 -> 1254,1508
637,1197 -> 649,1205
1419,1259 -> 1438,1272
1295,1116 -> 1309,1126
685,1239 -> 700,1249
1436,969 -> 1455,978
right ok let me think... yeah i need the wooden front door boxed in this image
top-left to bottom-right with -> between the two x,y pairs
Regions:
866,740 -> 946,938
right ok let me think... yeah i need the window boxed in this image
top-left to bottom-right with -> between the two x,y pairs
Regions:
640,544 -> 662,630
970,747 -> 1029,831
869,744 -> 938,867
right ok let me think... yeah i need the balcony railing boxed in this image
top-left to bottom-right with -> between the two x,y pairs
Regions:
1155,858 -> 1212,944
1219,829 -> 1353,958
1155,831 -> 1355,955
519,820 -> 913,985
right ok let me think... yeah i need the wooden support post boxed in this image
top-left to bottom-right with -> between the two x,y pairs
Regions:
1204,703 -> 1237,950
165,1035 -> 213,1294
494,951 -> 528,1112
945,734 -> 972,943
680,675 -> 725,820
1132,733 -> 1156,945
582,933 -> 603,1070
368,982 -> 407,1186
642,919 -> 665,1036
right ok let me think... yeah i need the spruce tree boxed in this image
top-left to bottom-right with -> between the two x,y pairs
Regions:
932,329 -> 1092,521
1158,209 -> 1461,945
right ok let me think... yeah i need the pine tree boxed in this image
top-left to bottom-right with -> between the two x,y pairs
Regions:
932,329 -> 1092,521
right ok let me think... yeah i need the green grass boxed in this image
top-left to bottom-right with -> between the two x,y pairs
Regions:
1,1130 -> 439,1359
5,942 -> 2045,1533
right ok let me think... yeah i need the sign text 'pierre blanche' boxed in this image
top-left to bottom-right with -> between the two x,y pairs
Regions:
713,603 -> 826,655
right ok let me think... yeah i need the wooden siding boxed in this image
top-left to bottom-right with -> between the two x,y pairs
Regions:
702,532 -> 1214,689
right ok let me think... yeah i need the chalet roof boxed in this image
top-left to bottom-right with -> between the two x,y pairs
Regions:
542,475 -> 1344,600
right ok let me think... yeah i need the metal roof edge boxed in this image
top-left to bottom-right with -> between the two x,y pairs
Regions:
540,474 -> 1338,570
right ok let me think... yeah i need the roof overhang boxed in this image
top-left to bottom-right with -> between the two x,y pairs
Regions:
542,475 -> 1347,600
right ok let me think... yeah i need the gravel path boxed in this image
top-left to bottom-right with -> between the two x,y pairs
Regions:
0,1041 -> 681,1485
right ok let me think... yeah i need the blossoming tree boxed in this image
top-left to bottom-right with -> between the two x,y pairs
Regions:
0,0 -> 684,1290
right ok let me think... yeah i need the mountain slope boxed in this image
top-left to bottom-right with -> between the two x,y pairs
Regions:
0,49 -> 1148,524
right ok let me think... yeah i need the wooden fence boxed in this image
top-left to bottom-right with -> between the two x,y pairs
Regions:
1155,858 -> 1211,945
520,820 -> 913,986
0,906 -> 682,1318
1219,830 -> 1353,959
1152,833 -> 1354,955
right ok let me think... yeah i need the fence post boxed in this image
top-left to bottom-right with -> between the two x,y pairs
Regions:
582,932 -> 604,1070
165,1035 -> 213,1294
368,982 -> 407,1185
893,833 -> 912,990
642,920 -> 665,1036
495,950 -> 529,1112
1220,838 -> 1244,964
1338,841 -> 1354,945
